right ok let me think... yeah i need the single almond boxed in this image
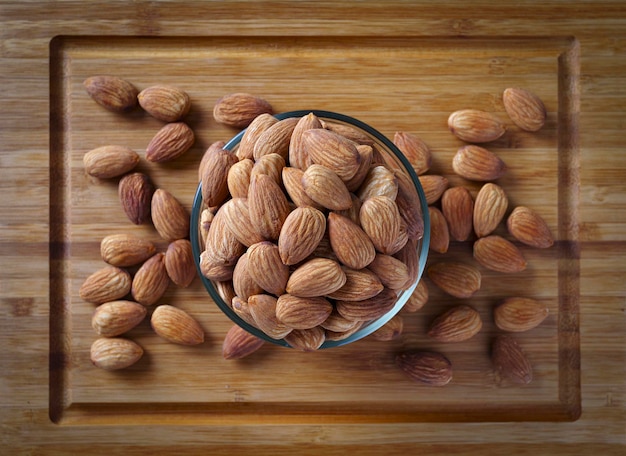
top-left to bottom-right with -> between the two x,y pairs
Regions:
503,87 -> 547,132
227,158 -> 254,198
494,297 -> 549,332
344,144 -> 374,192
427,261 -> 481,298
282,166 -> 324,210
326,267 -> 384,302
100,233 -> 156,267
452,145 -> 507,181
360,195 -> 408,255
302,164 -> 353,211
448,109 -> 506,143
83,75 -> 138,112
131,252 -> 170,306
327,212 -> 376,270
491,334 -> 533,384
335,287 -> 397,321
80,266 -> 132,304
199,251 -> 234,281
91,300 -> 147,337
441,186 -> 474,242
232,252 -> 264,301
83,145 -> 140,178
138,85 -> 191,122
151,304 -> 205,345
507,206 -> 554,248
118,172 -> 154,225
145,122 -> 195,163
219,198 -> 265,247
370,314 -> 404,341
90,337 -> 143,370
213,93 -> 273,129
473,182 -> 508,238
473,235 -> 527,273
246,241 -> 289,296
393,131 -> 432,175
237,113 -> 278,160
203,207 -> 245,267
278,206 -> 326,265
289,113 -> 322,170
222,325 -> 265,359
367,253 -> 410,291
302,128 -> 361,181
248,294 -> 292,340
248,173 -> 291,241
356,165 -> 398,201
164,239 -> 196,287
250,152 -> 285,187
286,258 -> 346,298
428,206 -> 450,254
428,304 -> 482,342
253,117 -> 299,161
284,326 -> 326,351
151,188 -> 190,242
201,148 -> 239,207
418,175 -> 448,205
396,351 -> 452,386
198,140 -> 227,182
276,294 -> 333,330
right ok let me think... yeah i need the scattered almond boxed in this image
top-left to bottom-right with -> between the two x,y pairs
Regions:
145,122 -> 195,163
491,334 -> 533,384
452,145 -> 507,181
494,297 -> 549,332
428,206 -> 450,254
396,351 -> 453,386
507,206 -> 554,248
90,337 -> 144,370
448,109 -> 506,143
131,252 -> 170,306
428,304 -> 483,342
473,182 -> 508,238
83,145 -> 139,179
473,235 -> 527,273
164,239 -> 196,287
427,261 -> 481,298
100,233 -> 156,267
138,85 -> 191,122
79,266 -> 132,304
118,172 -> 154,225
151,188 -> 190,241
222,325 -> 265,359
91,300 -> 147,337
503,87 -> 547,132
213,93 -> 273,129
418,175 -> 448,205
83,75 -> 138,112
441,186 -> 474,242
151,304 -> 205,345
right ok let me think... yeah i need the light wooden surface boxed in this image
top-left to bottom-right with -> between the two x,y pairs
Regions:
1,1 -> 624,454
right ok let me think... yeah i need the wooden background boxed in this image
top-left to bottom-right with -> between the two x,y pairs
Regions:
1,1 -> 624,454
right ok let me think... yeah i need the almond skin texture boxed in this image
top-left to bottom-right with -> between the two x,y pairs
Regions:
151,189 -> 190,242
198,140 -> 227,182
80,266 -> 132,304
227,158 -> 254,199
393,131 -> 432,175
219,198 -> 265,247
276,294 -> 333,330
302,164 -> 353,211
302,128 -> 361,181
278,206 -> 326,265
507,206 -> 554,248
473,183 -> 508,238
357,165 -> 398,201
282,167 -> 324,210
118,172 -> 154,225
494,297 -> 549,332
164,239 -> 196,288
428,206 -> 450,254
237,113 -> 278,160
492,334 -> 533,384
326,267 -> 384,302
335,287 -> 397,321
101,234 -> 156,267
418,175 -> 448,205
503,87 -> 547,132
396,351 -> 452,386
441,187 -> 474,242
83,75 -> 138,112
367,253 -> 410,291
131,253 -> 170,306
253,117 -> 299,161
83,145 -> 140,179
284,326 -> 326,351
286,258 -> 347,298
473,235 -> 527,273
250,153 -> 285,187
360,196 -> 408,255
199,251 -> 234,281
246,241 -> 289,296
248,294 -> 292,340
232,252 -> 264,300
213,93 -> 273,129
345,144 -> 374,192
428,304 -> 483,342
452,145 -> 507,181
91,300 -> 147,337
448,109 -> 506,143
146,122 -> 195,163
151,305 -> 205,345
201,148 -> 239,207
427,262 -> 481,298
138,85 -> 191,122
222,325 -> 265,360
203,207 -> 245,267
90,337 -> 144,371
247,173 -> 291,241
289,112 -> 322,170
327,212 -> 376,269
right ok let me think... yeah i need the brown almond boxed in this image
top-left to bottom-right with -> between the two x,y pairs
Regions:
344,144 -> 374,192
428,304 -> 482,342
507,206 -> 554,248
227,158 -> 254,198
327,212 -> 376,270
494,297 -> 549,332
418,175 -> 448,205
276,294 -> 333,330
356,165 -> 398,201
199,251 -> 234,281
248,173 -> 291,241
164,239 -> 196,288
360,195 -> 408,255
203,207 -> 245,267
219,198 -> 265,247
131,252 -> 169,306
213,93 -> 273,129
250,153 -> 286,187
335,287 -> 397,321
367,253 -> 410,291
428,206 -> 450,254
253,117 -> 299,160
320,308 -> 362,332
282,166 -> 324,210
492,334 -> 533,384
237,113 -> 278,160
201,148 -> 239,207
222,325 -> 265,359
215,280 -> 236,306
100,233 -> 156,267
151,304 -> 205,345
394,170 -> 425,241
503,87 -> 547,132
286,258 -> 346,298
473,235 -> 527,273
448,109 -> 506,143
370,314 -> 404,341
427,261 -> 481,299
324,321 -> 364,342
91,300 -> 147,337
335,193 -> 362,226
302,164 -> 353,211
231,296 -> 257,327
199,208 -> 214,247
198,140 -> 227,182
396,351 -> 452,386
452,145 -> 507,181
83,75 -> 138,112
138,85 -> 191,122
393,131 -> 432,175
248,294 -> 292,340
284,326 -> 326,351
246,241 -> 289,296
83,145 -> 140,179
473,182 -> 508,238
326,267 -> 384,302
278,206 -> 327,265
80,266 -> 132,304
441,186 -> 474,242
303,128 -> 361,181
232,252 -> 264,301
90,337 -> 143,370
151,189 -> 190,242
145,122 -> 195,163
118,172 -> 154,225
288,113 -> 322,170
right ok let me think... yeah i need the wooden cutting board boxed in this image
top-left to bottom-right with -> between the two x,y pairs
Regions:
1,1 -> 624,454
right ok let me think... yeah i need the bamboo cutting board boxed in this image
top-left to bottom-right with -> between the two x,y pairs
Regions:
2,1 -> 625,454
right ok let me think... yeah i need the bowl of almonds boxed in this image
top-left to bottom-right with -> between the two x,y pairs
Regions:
191,109 -> 430,350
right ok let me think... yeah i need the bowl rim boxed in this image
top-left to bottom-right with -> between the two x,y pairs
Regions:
191,110 -> 431,349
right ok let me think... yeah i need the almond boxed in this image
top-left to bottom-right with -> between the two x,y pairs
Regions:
321,120 -> 374,145
253,117 -> 299,160
494,297 -> 549,332
231,296 -> 257,327
303,128 -> 361,181
427,261 -> 481,298
393,131 -> 432,175
428,304 -> 482,342
151,188 -> 190,242
302,164 -> 353,211
100,233 -> 156,267
396,351 -> 452,386
452,145 -> 507,181
145,122 -> 195,163
213,93 -> 273,129
247,173 -> 291,240
403,279 -> 429,313
394,170 -> 425,241
326,267 -> 383,301
441,186 -> 474,242
503,87 -> 547,132
367,253 -> 410,291
282,167 -> 324,210
164,239 -> 196,287
201,148 -> 239,207
227,158 -> 254,198
215,280 -> 236,306
246,241 -> 289,296
247,294 -> 292,339
138,85 -> 191,122
507,206 -> 554,248
203,207 -> 245,267
335,287 -> 397,321
284,326 -> 326,351
448,109 -> 506,143
418,175 -> 448,205
118,172 -> 154,225
79,266 -> 132,304
360,195 -> 408,255
222,325 -> 265,359
198,140 -> 227,182
320,308 -> 362,332
289,113 -> 322,170
473,235 -> 527,273
473,182 -> 508,238
90,337 -> 143,370
250,152 -> 285,187
131,252 -> 169,306
356,165 -> 398,201
83,75 -> 138,112
327,212 -> 376,269
199,251 -> 234,281
83,145 -> 140,178
491,334 -> 533,384
237,113 -> 278,160
286,258 -> 346,298
232,252 -> 264,300
151,304 -> 205,345
428,206 -> 450,254
276,294 -> 333,329
278,206 -> 326,265
91,300 -> 147,337
370,314 -> 404,341
219,198 -> 265,247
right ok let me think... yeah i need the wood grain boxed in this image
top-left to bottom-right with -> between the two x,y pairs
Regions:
1,1 -> 625,454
